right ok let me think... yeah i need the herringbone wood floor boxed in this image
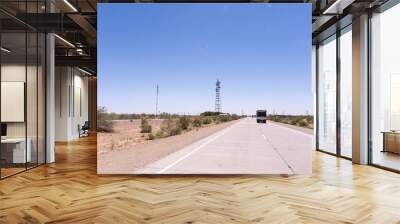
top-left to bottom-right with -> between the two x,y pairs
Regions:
1,135 -> 400,223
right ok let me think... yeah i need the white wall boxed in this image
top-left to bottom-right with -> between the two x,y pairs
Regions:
55,66 -> 69,141
1,65 -> 26,134
55,67 -> 89,141
72,73 -> 89,138
1,64 -> 41,137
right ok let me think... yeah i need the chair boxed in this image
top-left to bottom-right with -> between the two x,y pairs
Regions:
79,121 -> 90,138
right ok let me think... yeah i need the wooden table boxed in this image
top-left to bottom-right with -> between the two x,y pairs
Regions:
1,138 -> 31,165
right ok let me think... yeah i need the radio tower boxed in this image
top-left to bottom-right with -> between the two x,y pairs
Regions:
215,79 -> 221,113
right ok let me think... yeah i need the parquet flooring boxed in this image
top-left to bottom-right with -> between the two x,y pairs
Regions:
1,135 -> 400,223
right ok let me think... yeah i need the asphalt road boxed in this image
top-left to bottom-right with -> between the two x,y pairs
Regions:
136,117 -> 313,174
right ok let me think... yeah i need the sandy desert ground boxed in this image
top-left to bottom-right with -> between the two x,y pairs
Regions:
98,119 -> 238,173
97,119 -> 165,154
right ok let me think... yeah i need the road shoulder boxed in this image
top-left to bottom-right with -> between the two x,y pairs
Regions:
98,119 -> 241,174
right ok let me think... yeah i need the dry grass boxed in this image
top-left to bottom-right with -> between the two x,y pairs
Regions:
97,113 -> 242,156
97,119 -> 165,154
268,115 -> 313,129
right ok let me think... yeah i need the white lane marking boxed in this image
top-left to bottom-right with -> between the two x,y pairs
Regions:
157,120 -> 242,174
259,129 -> 294,175
268,122 -> 313,138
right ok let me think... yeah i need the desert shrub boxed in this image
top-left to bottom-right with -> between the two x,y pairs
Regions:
193,118 -> 202,127
97,106 -> 114,132
200,111 -> 221,116
159,112 -> 180,119
155,130 -> 165,138
215,117 -> 222,124
140,118 -> 152,133
142,126 -> 152,133
266,115 -> 313,129
178,116 -> 190,130
217,115 -> 230,123
272,116 -> 281,122
155,118 -> 178,138
97,120 -> 113,133
231,114 -> 240,120
298,119 -> 308,127
147,134 -> 155,140
292,118 -> 301,126
169,127 -> 182,136
202,117 -> 212,125
163,118 -> 175,129
306,116 -> 313,125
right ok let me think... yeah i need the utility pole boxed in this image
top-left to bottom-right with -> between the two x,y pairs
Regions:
156,84 -> 159,117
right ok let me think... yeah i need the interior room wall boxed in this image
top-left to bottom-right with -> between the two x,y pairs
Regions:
71,72 -> 89,138
55,66 -> 70,141
1,64 -> 30,138
55,67 -> 89,141
1,63 -> 44,164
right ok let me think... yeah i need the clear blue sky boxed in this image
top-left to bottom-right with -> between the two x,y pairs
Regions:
98,3 -> 312,115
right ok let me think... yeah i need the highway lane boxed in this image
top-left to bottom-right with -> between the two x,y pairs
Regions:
136,117 -> 313,174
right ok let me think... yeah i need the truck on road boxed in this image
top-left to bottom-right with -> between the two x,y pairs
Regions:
256,110 -> 267,123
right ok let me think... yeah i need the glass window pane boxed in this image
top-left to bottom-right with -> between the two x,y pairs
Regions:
317,35 -> 337,154
371,3 -> 400,171
0,1 -> 46,179
340,27 -> 352,158
27,31 -> 38,169
1,31 -> 27,177
38,33 -> 45,165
